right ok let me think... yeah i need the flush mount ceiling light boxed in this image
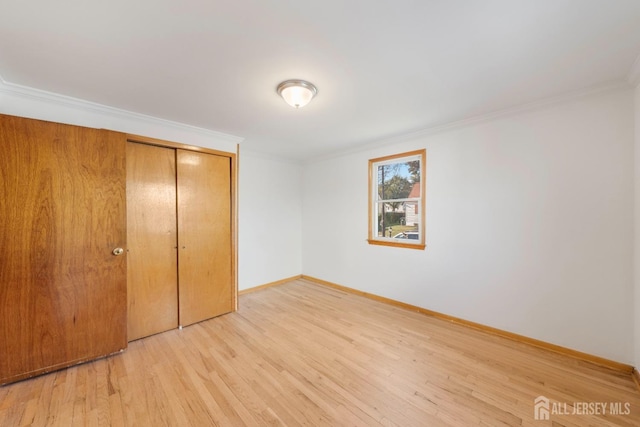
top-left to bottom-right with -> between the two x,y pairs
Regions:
276,79 -> 318,108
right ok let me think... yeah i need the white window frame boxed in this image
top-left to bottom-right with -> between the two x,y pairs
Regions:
368,149 -> 426,249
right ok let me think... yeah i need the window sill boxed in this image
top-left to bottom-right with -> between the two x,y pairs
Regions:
367,239 -> 426,250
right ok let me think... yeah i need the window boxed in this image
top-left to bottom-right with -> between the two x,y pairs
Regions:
368,149 -> 426,249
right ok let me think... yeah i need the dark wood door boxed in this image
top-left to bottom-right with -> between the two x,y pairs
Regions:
177,150 -> 232,326
0,114 -> 127,384
126,142 -> 178,340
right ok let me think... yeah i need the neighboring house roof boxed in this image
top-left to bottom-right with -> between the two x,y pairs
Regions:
408,182 -> 420,198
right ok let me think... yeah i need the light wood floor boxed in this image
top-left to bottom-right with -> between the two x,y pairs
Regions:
1,279 -> 638,426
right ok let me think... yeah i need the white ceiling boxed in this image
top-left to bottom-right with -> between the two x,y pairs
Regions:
2,0 -> 640,161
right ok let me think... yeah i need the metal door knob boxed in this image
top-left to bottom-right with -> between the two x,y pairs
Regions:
112,247 -> 124,256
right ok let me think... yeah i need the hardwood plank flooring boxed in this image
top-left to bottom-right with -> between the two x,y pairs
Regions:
1,279 -> 638,426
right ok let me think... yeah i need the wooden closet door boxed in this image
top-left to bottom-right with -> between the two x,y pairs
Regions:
126,142 -> 178,340
177,150 -> 232,326
0,114 -> 127,385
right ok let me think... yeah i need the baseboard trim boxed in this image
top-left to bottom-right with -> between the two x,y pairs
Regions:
238,275 -> 302,296
633,368 -> 640,391
300,275 -> 634,374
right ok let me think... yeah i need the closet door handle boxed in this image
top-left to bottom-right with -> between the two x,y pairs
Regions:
112,247 -> 124,256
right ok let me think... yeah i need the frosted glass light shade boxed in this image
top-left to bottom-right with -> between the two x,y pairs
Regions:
277,80 -> 318,108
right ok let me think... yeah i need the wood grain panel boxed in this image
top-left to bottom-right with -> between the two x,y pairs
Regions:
177,150 -> 232,326
126,142 -> 178,341
0,114 -> 127,385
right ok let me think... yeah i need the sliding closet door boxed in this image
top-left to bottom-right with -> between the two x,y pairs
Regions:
0,114 -> 127,384
126,142 -> 178,340
177,150 -> 232,326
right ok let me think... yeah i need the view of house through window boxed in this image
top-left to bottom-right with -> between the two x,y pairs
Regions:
368,149 -> 425,249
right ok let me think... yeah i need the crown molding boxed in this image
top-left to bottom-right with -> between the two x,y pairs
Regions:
628,53 -> 640,87
306,79 -> 631,164
0,77 -> 244,144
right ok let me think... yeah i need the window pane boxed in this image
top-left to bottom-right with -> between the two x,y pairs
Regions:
376,202 -> 420,238
377,160 -> 420,200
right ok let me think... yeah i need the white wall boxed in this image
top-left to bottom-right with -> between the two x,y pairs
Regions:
635,83 -> 640,369
303,87 -> 635,363
239,151 -> 302,290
